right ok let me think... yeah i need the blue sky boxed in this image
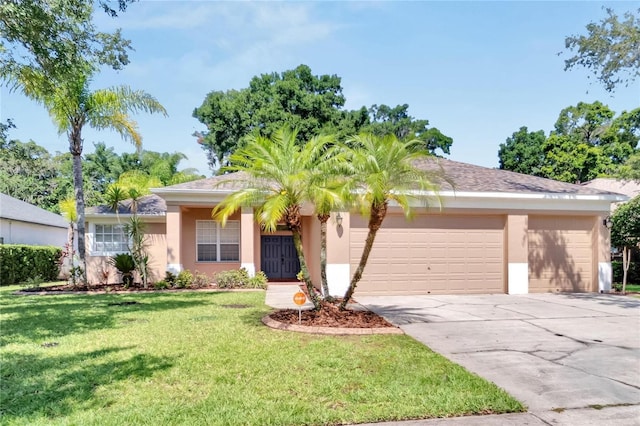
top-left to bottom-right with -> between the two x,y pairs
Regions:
2,1 -> 638,176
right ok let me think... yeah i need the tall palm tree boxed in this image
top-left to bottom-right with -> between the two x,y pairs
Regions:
10,69 -> 166,281
303,141 -> 352,299
340,133 -> 441,309
213,128 -> 336,309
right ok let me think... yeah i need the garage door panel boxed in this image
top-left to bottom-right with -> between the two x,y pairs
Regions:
528,216 -> 594,293
351,215 -> 505,296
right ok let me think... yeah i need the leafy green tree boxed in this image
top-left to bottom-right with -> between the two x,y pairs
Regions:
541,134 -> 607,183
0,0 -> 132,94
194,65 -> 453,172
611,195 -> 640,293
542,102 -> 637,183
618,152 -> 640,181
194,65 -> 347,170
362,104 -> 452,155
0,135 -> 61,211
212,128 -> 339,309
498,127 -> 546,176
84,142 -> 124,194
340,134 -> 440,309
564,8 -> 640,92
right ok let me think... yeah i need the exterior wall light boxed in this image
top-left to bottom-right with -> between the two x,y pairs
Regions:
603,216 -> 612,229
336,212 -> 343,228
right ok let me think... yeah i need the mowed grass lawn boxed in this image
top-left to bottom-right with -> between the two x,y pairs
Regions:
0,285 -> 524,425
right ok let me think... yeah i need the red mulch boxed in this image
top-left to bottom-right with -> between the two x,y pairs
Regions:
269,301 -> 394,328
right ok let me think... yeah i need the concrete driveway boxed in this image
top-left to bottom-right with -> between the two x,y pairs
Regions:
358,293 -> 640,425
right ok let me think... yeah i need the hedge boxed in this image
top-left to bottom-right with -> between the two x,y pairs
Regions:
0,244 -> 62,285
612,260 -> 640,285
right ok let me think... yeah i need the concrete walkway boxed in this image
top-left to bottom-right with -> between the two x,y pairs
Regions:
265,283 -> 315,310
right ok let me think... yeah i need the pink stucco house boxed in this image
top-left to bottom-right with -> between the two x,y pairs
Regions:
85,159 -> 626,296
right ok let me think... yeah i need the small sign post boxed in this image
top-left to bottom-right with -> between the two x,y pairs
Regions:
293,291 -> 307,324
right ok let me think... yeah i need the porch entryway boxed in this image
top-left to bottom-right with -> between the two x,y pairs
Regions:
261,236 -> 300,280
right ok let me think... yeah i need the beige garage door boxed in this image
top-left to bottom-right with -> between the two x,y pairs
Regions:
350,215 -> 505,295
528,216 -> 594,293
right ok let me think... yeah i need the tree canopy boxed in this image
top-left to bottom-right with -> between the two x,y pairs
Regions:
564,8 -> 640,92
0,0 -> 132,94
498,127 -> 546,177
193,65 -> 452,172
498,102 -> 639,183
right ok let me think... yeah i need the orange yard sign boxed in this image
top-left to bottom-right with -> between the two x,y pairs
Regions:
293,291 -> 307,306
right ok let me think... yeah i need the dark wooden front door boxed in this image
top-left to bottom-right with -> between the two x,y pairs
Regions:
261,236 -> 300,280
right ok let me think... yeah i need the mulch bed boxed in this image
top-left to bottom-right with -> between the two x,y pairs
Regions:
269,301 -> 394,328
18,283 -> 218,293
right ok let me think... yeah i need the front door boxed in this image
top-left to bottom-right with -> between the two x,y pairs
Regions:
261,236 -> 300,280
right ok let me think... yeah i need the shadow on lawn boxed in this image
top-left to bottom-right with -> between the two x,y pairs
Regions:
0,346 -> 173,420
0,292 -> 223,347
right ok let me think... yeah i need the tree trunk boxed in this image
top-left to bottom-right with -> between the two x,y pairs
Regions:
291,229 -> 320,310
317,213 -> 333,301
340,202 -> 387,310
69,126 -> 87,284
622,246 -> 631,294
67,222 -> 76,286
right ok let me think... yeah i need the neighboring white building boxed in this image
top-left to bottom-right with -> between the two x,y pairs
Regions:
0,193 -> 68,247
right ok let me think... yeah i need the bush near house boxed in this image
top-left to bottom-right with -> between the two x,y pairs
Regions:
215,268 -> 268,289
0,244 -> 61,285
613,260 -> 640,285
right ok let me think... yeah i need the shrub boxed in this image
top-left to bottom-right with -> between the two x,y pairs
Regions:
612,260 -> 640,286
215,268 -> 268,289
0,244 -> 62,285
164,271 -> 176,287
192,271 -> 212,288
153,280 -> 169,290
21,275 -> 44,289
174,270 -> 194,289
109,253 -> 136,287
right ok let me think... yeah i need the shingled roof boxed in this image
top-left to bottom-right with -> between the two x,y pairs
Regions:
0,193 -> 68,228
417,158 -> 623,196
157,158 -> 623,197
85,194 -> 166,216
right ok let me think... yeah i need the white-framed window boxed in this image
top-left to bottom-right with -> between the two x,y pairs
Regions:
196,220 -> 240,262
93,224 -> 128,254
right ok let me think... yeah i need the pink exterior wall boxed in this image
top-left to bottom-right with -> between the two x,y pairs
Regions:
86,222 -> 166,285
180,208 -> 241,275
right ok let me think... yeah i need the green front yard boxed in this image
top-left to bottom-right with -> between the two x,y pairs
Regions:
0,286 -> 524,425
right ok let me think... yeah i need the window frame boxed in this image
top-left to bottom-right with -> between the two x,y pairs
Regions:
195,220 -> 240,263
91,223 -> 129,256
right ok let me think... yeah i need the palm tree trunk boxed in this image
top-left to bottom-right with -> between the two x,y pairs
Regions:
69,127 -> 87,284
340,202 -> 388,310
318,213 -> 333,301
291,230 -> 320,310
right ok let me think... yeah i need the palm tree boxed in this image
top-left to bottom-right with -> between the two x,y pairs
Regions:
213,128 -> 337,310
340,133 -> 441,309
303,142 -> 352,299
9,69 -> 166,281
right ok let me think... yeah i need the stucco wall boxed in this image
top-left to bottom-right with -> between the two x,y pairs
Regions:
180,208 -> 241,276
86,221 -> 167,285
0,218 -> 67,247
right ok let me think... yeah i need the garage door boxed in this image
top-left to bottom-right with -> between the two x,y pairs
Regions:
528,216 -> 594,293
350,215 -> 505,295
